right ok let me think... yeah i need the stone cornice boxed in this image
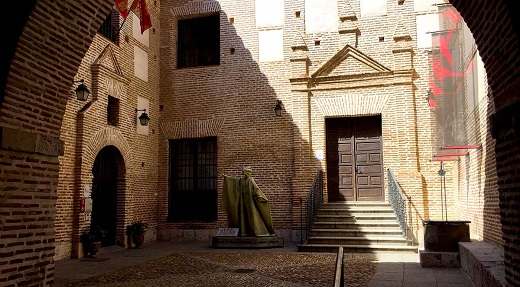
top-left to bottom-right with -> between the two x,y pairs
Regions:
290,70 -> 414,92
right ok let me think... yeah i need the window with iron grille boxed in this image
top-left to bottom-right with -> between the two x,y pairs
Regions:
177,15 -> 220,68
98,8 -> 120,44
168,137 -> 218,221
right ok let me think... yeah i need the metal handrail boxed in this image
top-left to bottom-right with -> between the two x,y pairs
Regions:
387,169 -> 413,244
300,170 -> 324,244
333,246 -> 345,287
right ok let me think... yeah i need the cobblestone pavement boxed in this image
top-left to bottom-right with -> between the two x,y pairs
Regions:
54,241 -> 476,287
54,242 -> 378,287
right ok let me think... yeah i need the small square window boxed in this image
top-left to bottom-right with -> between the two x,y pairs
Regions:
107,96 -> 119,126
177,15 -> 220,68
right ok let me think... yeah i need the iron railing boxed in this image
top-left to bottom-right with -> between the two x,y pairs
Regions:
98,10 -> 119,45
300,170 -> 324,244
387,169 -> 413,244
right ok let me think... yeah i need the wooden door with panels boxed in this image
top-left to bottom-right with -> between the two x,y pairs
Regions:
326,116 -> 384,201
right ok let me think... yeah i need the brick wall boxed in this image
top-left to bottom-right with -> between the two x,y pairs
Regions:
157,0 -> 488,246
56,3 -> 161,259
0,150 -> 58,286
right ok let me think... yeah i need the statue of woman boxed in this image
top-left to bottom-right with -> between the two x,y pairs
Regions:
221,166 -> 275,236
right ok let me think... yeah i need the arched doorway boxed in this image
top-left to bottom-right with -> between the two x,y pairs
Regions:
91,145 -> 125,247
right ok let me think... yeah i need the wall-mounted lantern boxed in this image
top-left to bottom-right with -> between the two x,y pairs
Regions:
274,100 -> 284,116
136,108 -> 150,126
73,79 -> 91,101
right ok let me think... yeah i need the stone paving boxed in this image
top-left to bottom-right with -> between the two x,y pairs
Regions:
53,241 -> 475,287
64,252 -> 377,287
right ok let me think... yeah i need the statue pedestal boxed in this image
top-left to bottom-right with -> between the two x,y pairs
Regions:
212,236 -> 284,249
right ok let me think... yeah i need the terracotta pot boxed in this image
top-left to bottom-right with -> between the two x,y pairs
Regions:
131,234 -> 145,248
86,241 -> 101,257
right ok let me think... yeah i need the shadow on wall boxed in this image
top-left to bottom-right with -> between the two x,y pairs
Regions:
159,8 -> 322,236
482,97 -> 501,245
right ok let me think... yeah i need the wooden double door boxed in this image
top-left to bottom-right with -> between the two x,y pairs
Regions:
326,116 -> 384,201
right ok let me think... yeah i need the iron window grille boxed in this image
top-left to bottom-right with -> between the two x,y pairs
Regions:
168,137 -> 218,221
98,9 -> 120,45
177,15 -> 220,68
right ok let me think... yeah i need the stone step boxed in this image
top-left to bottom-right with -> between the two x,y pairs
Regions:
315,214 -> 398,222
320,204 -> 393,209
351,214 -> 399,220
307,236 -> 408,246
310,228 -> 404,237
314,215 -> 356,222
318,209 -> 395,216
313,221 -> 401,229
320,202 -> 393,209
297,243 -> 419,253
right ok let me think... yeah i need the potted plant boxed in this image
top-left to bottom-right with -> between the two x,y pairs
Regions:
81,225 -> 107,257
126,221 -> 148,248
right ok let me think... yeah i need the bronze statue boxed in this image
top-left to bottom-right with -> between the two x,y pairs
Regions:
221,166 -> 275,236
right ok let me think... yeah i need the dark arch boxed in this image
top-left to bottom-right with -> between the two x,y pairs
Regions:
0,1 -> 36,102
92,145 -> 126,247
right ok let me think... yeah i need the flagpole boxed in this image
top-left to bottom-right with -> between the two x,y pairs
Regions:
116,16 -> 130,36
115,3 -> 134,38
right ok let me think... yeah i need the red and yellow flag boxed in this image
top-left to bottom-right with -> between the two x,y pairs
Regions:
130,0 -> 153,34
114,0 -> 130,19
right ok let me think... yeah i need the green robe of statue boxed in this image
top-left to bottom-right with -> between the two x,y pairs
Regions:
221,171 -> 275,237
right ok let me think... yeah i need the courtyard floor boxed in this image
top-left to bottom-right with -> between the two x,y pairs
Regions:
53,241 -> 475,287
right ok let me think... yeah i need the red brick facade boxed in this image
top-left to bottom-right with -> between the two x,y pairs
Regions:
0,0 -> 519,286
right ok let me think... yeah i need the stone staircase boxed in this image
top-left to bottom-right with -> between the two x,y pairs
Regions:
297,201 -> 418,253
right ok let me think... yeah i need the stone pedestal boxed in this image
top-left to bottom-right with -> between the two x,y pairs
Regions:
420,220 -> 471,268
423,220 -> 471,252
420,250 -> 461,267
212,236 -> 284,249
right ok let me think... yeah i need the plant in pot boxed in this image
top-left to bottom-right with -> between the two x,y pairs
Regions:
81,225 -> 107,258
126,221 -> 148,248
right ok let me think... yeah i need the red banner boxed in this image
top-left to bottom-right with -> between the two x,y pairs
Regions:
130,0 -> 153,34
114,0 -> 129,19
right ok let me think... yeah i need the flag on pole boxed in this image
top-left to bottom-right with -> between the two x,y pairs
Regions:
114,0 -> 130,19
130,0 -> 153,34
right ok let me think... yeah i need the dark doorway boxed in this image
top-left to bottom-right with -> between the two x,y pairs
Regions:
326,116 -> 384,201
91,146 -> 121,247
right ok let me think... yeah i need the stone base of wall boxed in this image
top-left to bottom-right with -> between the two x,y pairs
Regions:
459,241 -> 505,287
212,236 -> 284,248
158,228 -> 294,243
54,241 -> 73,261
419,250 -> 461,267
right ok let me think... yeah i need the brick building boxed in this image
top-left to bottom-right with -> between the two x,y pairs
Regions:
0,0 -> 519,286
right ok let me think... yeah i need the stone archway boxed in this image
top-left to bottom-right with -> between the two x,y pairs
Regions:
448,1 -> 520,285
0,1 -> 519,286
0,1 -> 115,285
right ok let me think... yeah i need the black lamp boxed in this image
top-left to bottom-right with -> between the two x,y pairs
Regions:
136,109 -> 150,126
274,100 -> 283,116
74,79 -> 90,101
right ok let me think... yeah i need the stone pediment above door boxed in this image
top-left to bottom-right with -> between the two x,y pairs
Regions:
92,45 -> 127,81
311,44 -> 391,79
